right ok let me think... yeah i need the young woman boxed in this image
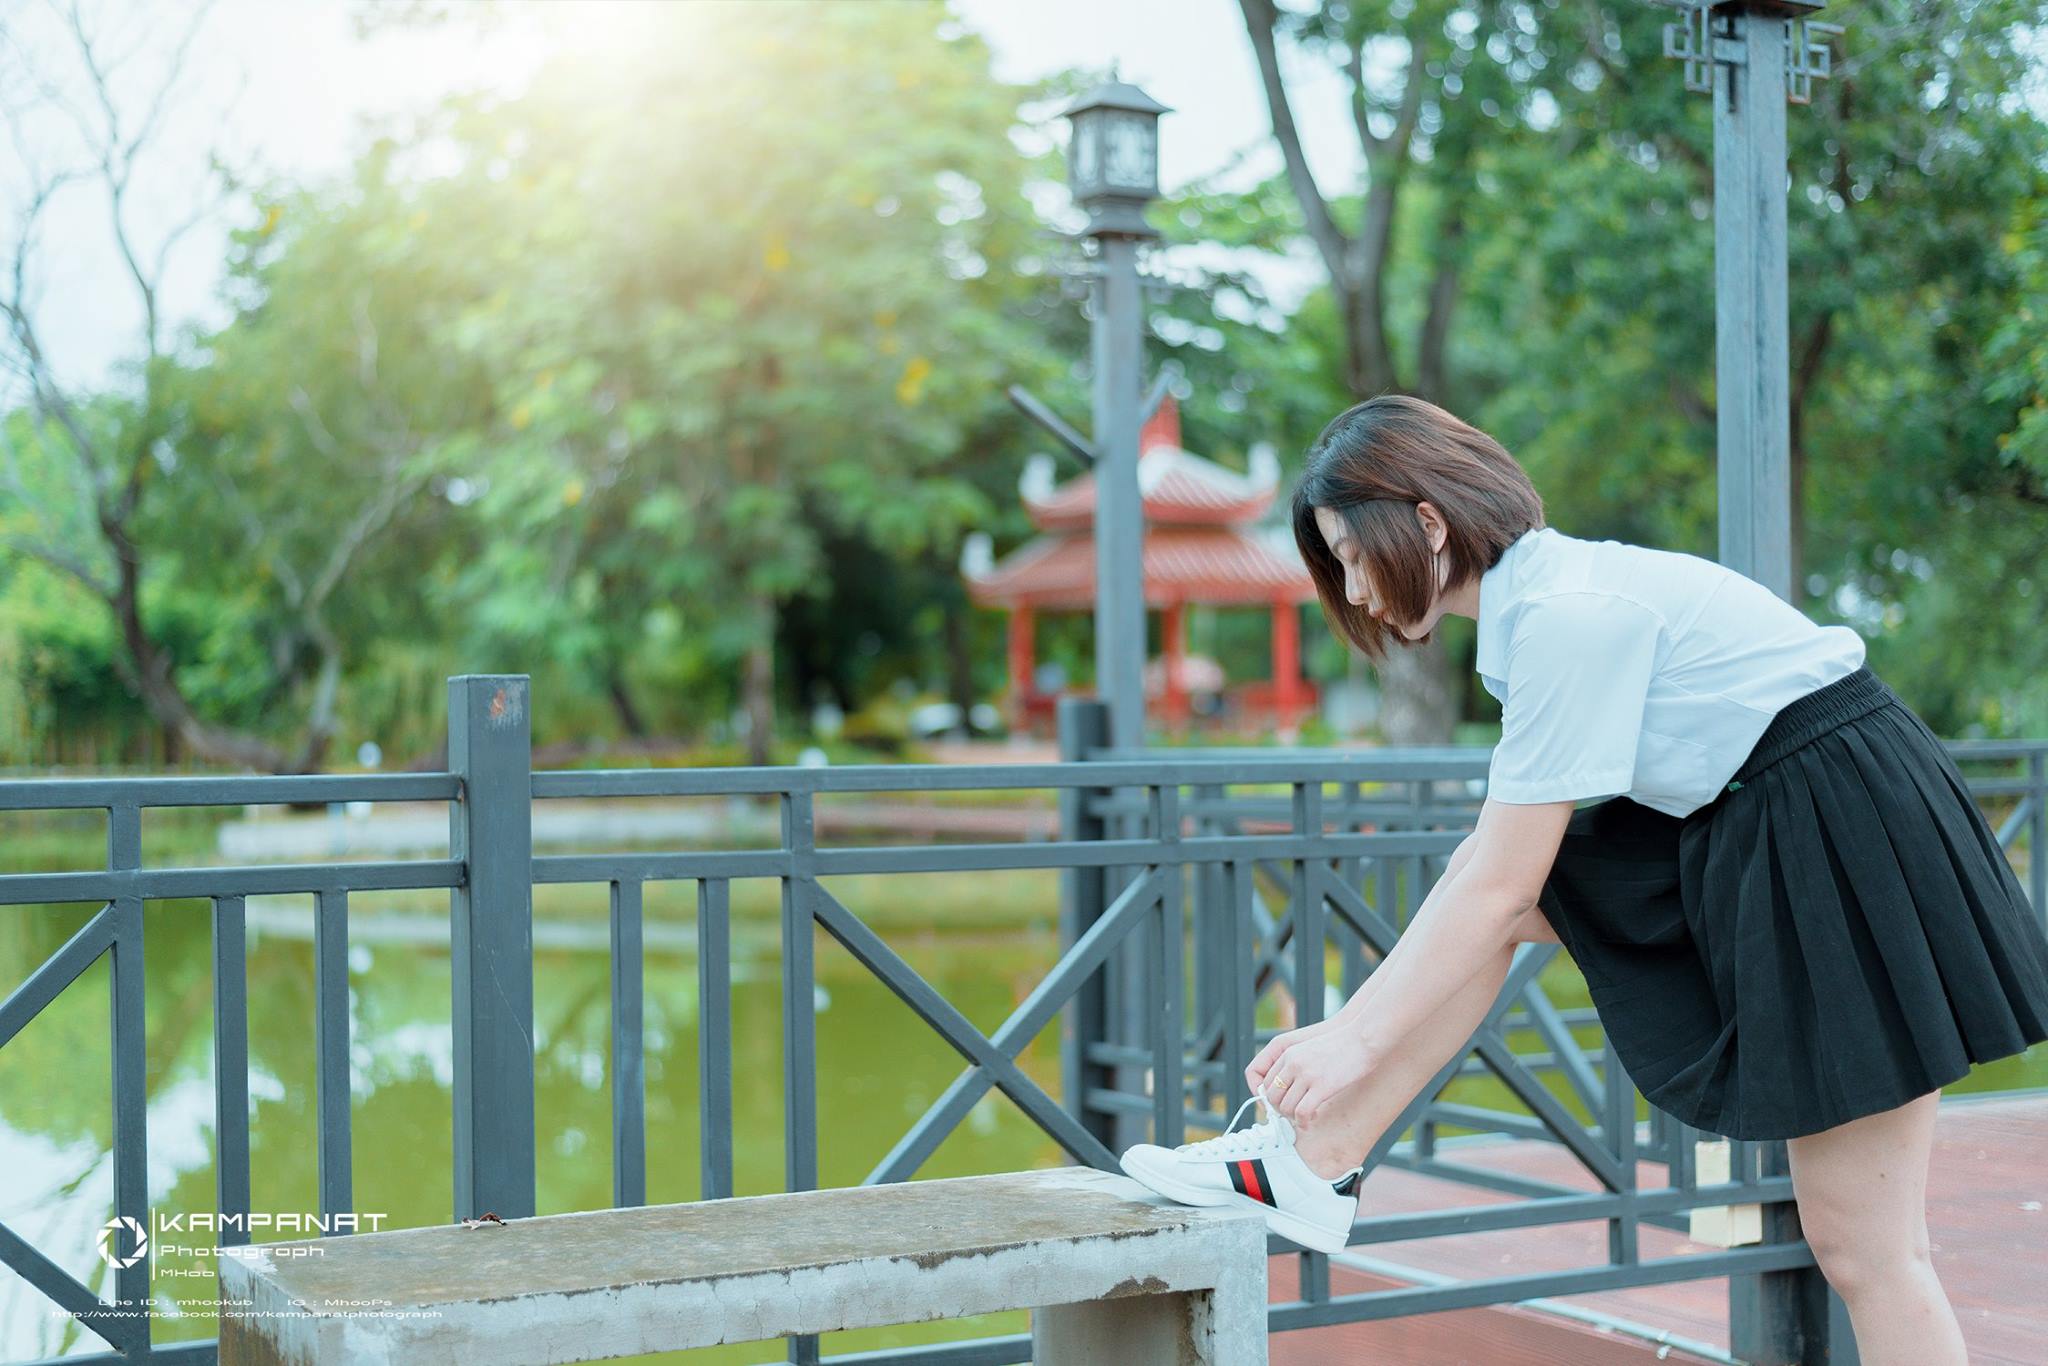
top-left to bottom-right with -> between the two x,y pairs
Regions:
1118,394 -> 2048,1363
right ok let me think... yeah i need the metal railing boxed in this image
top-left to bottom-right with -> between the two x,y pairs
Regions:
0,675 -> 2040,1365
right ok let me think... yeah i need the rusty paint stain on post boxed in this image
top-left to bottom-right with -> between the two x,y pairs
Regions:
486,681 -> 527,729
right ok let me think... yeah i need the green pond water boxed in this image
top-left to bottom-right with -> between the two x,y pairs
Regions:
2,806 -> 2042,1363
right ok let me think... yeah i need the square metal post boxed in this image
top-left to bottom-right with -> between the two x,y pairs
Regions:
1715,4 -> 1796,599
1732,1139 -> 1859,1363
448,674 -> 538,1223
1058,697 -> 1118,1149
1665,5 -> 1853,1358
1091,234 -> 1149,750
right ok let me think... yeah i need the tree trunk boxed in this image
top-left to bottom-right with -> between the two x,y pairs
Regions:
1789,311 -> 1833,606
1373,635 -> 1459,747
743,594 -> 776,767
109,542 -> 292,772
1237,0 -> 1462,747
1790,437 -> 1807,604
943,582 -> 976,733
607,666 -> 648,739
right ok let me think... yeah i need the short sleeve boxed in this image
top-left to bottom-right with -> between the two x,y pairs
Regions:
1487,592 -> 1664,805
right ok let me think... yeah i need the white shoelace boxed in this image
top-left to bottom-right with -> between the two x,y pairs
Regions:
1175,1084 -> 1292,1160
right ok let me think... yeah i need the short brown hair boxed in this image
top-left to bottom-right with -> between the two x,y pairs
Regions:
1289,395 -> 1545,664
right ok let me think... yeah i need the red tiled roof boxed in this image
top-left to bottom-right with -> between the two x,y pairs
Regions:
966,524 -> 1314,610
1024,396 -> 1277,529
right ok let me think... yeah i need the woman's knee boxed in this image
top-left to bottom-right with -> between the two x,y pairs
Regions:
1804,1222 -> 1935,1299
1793,1185 -> 1935,1295
1784,1091 -> 1941,1296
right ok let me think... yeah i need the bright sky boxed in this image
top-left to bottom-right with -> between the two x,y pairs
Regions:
2,0 -> 2041,396
0,0 -> 1367,395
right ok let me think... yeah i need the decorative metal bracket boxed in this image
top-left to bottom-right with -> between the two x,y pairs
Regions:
1785,15 -> 1841,104
1660,3 -> 1842,105
1660,1 -> 1722,95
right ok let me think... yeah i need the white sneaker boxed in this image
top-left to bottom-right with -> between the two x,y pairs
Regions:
1117,1083 -> 1364,1254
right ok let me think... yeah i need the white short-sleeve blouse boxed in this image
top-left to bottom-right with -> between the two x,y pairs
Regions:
1476,527 -> 1866,818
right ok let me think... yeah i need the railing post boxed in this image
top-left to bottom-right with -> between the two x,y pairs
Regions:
1058,697 -> 1117,1151
1731,1138 -> 1858,1364
448,674 -> 537,1222
1192,781 -> 1227,1110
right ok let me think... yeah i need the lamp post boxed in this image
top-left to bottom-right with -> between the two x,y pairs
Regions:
1063,76 -> 1168,752
1661,7 -> 1850,1363
1663,0 -> 1838,600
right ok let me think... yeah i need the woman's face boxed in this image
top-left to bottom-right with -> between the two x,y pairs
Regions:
1313,503 -> 1452,641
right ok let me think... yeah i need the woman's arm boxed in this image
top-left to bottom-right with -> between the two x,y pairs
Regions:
1327,824 -> 1483,1026
1336,796 -> 1574,1065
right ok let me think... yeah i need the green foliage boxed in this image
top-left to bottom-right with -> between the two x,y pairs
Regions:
1145,0 -> 2048,739
405,2 -> 1070,736
4,0 -> 2046,761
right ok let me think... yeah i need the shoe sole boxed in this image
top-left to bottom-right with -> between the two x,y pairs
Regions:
1117,1151 -> 1352,1255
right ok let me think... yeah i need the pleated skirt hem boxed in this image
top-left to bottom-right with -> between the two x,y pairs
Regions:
1536,665 -> 2048,1142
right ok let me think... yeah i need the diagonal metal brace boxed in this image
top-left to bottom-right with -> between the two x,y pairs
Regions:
1008,368 -> 1174,468
1006,385 -> 1095,465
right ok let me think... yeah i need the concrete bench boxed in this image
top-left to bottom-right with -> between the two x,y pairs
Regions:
217,1166 -> 1268,1365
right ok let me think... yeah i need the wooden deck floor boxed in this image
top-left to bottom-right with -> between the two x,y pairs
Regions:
1267,1091 -> 2048,1365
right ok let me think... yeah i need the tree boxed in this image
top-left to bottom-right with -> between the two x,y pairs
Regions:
417,2 -> 1062,763
0,0 -> 465,770
1224,0 -> 2048,741
162,154 -> 499,768
1481,1 -> 2048,735
1231,0 -> 1593,742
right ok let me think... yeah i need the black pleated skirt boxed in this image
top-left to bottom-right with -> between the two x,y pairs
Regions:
1535,664 -> 2048,1140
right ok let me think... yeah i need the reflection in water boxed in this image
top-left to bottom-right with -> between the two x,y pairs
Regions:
3,837 -> 2040,1363
0,891 -> 1069,1363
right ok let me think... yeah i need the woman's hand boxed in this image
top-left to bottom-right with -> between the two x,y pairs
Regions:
1256,1024 -> 1374,1127
1245,1015 -> 1344,1097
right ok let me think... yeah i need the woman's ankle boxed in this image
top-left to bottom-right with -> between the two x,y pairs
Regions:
1291,1129 -> 1360,1181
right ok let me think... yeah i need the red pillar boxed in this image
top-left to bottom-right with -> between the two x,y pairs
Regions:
1007,605 -> 1036,730
1271,600 -> 1301,731
1162,601 -> 1189,730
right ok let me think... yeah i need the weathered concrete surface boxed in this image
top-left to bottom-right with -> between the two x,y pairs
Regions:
1032,1250 -> 1269,1366
217,1165 -> 1268,1365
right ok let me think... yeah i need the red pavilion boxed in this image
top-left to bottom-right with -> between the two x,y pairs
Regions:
964,396 -> 1318,736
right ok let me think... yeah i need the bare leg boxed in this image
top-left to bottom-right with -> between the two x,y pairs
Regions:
1784,1089 -> 1965,1365
1289,935 -> 1519,1180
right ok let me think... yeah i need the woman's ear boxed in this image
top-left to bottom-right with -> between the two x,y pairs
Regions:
1414,499 -> 1448,556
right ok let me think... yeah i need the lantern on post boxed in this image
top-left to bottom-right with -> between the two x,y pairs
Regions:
1657,0 -> 1840,601
1054,74 -> 1171,752
1063,78 -> 1168,239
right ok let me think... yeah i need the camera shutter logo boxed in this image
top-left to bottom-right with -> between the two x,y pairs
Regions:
97,1216 -> 148,1270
